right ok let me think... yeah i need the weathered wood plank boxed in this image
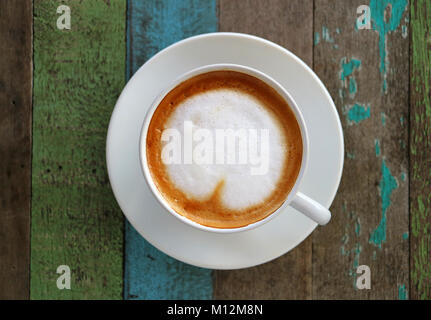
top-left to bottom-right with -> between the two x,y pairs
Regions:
410,0 -> 431,300
124,0 -> 216,300
215,0 -> 313,299
312,0 -> 409,299
31,0 -> 126,299
0,0 -> 32,300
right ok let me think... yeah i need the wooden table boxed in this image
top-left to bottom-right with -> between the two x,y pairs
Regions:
0,0 -> 429,300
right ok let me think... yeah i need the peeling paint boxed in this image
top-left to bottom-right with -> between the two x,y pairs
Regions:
402,25 -> 408,38
340,58 -> 361,102
381,112 -> 386,126
341,58 -> 362,80
355,219 -> 361,236
398,284 -> 408,300
353,243 -> 362,269
346,103 -> 371,124
314,32 -> 320,45
369,160 -> 398,248
369,0 -> 408,92
349,78 -> 357,98
340,246 -> 348,256
340,206 -> 362,289
375,139 -> 381,156
322,26 -> 334,43
341,233 -> 350,257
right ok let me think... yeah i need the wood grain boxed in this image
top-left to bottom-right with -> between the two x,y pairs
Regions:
215,0 -> 313,299
410,0 -> 431,300
312,0 -> 410,299
0,0 -> 32,300
31,0 -> 126,299
124,0 -> 216,300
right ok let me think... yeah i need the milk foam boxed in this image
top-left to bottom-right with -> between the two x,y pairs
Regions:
163,88 -> 288,210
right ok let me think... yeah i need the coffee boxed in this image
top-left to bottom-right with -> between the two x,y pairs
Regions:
146,70 -> 303,228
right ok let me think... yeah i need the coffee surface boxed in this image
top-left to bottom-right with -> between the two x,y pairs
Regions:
146,71 -> 303,228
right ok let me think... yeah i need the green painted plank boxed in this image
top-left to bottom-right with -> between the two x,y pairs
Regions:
410,0 -> 431,300
31,0 -> 126,299
124,0 -> 216,300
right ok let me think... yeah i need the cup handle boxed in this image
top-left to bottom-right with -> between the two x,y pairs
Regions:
290,192 -> 331,225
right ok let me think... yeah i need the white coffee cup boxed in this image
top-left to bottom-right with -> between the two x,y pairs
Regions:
139,63 -> 331,233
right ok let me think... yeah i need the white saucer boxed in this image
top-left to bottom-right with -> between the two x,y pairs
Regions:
106,33 -> 344,270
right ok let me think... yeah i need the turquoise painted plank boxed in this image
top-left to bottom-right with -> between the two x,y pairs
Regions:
124,0 -> 217,300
